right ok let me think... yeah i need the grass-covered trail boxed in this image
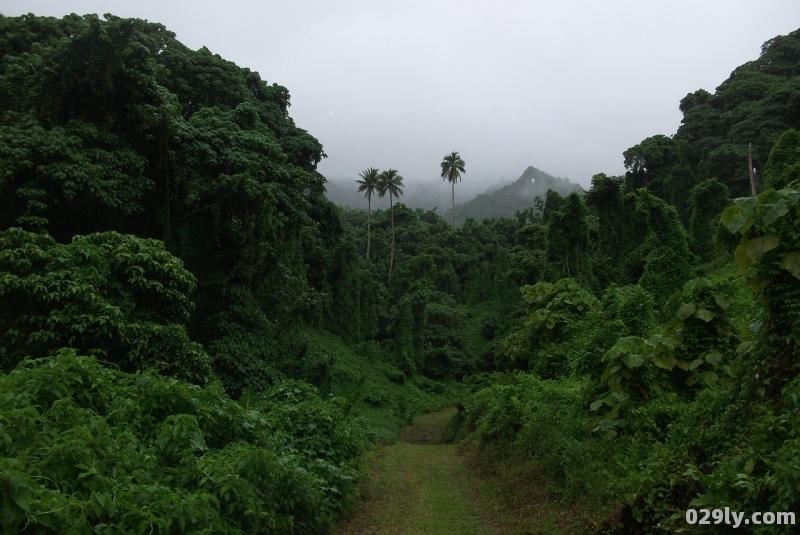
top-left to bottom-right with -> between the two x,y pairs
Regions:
333,407 -> 499,535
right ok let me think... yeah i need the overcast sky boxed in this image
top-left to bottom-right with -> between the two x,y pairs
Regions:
2,1 -> 799,192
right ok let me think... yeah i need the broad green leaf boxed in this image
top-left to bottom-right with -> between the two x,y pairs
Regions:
778,251 -> 800,281
736,340 -> 756,357
189,430 -> 208,452
734,196 -> 758,216
682,278 -> 700,294
590,399 -> 605,411
720,204 -> 741,229
704,351 -> 722,366
622,368 -> 634,380
761,198 -> 790,225
618,336 -> 645,353
757,188 -> 779,203
714,294 -> 733,309
689,358 -> 704,371
745,234 -> 780,260
694,308 -> 715,322
601,364 -> 621,382
734,244 -> 755,273
622,353 -> 645,368
676,303 -> 696,320
784,187 -> 800,205
687,374 -> 700,386
651,354 -> 675,370
12,489 -> 31,513
659,335 -> 679,350
675,359 -> 690,371
703,370 -> 719,384
725,214 -> 751,235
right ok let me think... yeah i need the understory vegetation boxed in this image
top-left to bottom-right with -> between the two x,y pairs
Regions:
1,12 -> 800,534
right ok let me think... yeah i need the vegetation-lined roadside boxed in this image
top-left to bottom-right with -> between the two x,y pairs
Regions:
336,407 -> 596,535
2,12 -> 800,534
334,408 -> 497,535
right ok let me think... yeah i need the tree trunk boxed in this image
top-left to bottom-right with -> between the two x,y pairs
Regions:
366,195 -> 371,258
749,142 -> 757,196
388,195 -> 395,284
451,181 -> 456,230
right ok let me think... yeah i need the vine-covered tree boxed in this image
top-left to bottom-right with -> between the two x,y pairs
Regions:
545,192 -> 591,285
378,168 -> 404,283
0,13 -> 341,394
621,28 -> 800,206
356,167 -> 380,258
440,151 -> 466,230
688,178 -> 729,260
763,129 -> 800,189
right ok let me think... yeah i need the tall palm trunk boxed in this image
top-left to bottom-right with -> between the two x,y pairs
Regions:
451,181 -> 456,230
366,196 -> 371,258
388,194 -> 395,284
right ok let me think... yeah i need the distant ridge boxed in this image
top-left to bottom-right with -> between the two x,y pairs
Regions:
446,166 -> 583,223
325,177 -> 452,211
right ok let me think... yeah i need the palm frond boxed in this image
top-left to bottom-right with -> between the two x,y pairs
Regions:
440,151 -> 465,183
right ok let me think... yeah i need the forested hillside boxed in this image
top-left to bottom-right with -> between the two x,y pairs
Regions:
452,27 -> 800,534
445,165 -> 583,225
624,30 -> 800,220
1,11 -> 800,534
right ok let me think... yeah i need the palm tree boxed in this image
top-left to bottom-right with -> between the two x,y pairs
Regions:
356,167 -> 380,258
440,151 -> 466,230
377,168 -> 404,284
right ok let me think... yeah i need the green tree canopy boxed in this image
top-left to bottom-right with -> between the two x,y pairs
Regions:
378,168 -> 404,284
440,151 -> 466,230
356,167 -> 380,258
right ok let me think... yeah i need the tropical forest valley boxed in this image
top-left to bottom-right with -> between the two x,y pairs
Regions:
2,13 -> 800,535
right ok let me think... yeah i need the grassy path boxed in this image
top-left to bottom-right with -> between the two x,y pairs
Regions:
333,407 -> 498,535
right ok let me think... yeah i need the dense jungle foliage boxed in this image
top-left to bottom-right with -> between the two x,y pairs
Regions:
1,11 -> 800,534
453,27 -> 800,535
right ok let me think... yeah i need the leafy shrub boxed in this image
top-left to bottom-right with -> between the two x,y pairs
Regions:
763,129 -> 800,190
602,284 -> 657,337
460,373 -> 620,502
0,228 -> 212,383
546,192 -> 592,284
636,190 -> 693,309
688,178 -> 729,261
596,277 -> 739,417
503,278 -> 601,377
603,379 -> 800,534
722,182 -> 800,394
388,288 -> 472,379
0,351 -> 364,534
256,379 -> 365,467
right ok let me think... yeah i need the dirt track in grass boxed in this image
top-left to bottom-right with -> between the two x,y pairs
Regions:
333,407 -> 499,535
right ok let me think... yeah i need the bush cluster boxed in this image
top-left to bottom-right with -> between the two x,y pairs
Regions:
0,351 -> 364,534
